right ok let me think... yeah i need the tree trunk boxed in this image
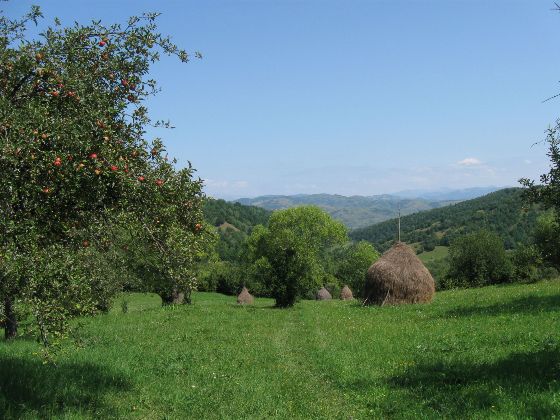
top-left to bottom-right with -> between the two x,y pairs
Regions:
4,297 -> 18,340
161,286 -> 184,305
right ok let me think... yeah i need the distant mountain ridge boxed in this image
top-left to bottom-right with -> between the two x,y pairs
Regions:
235,193 -> 463,229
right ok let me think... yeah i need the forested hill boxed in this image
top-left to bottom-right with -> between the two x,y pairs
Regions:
236,194 -> 457,229
350,188 -> 541,252
204,198 -> 270,233
203,198 -> 271,262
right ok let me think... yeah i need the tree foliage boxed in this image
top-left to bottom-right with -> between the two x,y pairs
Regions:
531,212 -> 560,269
0,6 -> 207,344
520,120 -> 560,212
519,120 -> 560,269
446,230 -> 512,288
330,241 -> 379,298
246,206 -> 347,307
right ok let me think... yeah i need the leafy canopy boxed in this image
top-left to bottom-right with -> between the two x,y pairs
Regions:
0,5 -> 207,345
247,206 -> 347,307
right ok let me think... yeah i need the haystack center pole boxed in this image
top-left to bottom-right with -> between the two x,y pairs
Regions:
398,205 -> 401,242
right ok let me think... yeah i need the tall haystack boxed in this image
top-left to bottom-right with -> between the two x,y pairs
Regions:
237,287 -> 254,305
364,242 -> 435,306
316,287 -> 332,300
340,285 -> 354,300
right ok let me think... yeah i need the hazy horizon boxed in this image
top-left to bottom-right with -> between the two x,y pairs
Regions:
214,185 -> 508,201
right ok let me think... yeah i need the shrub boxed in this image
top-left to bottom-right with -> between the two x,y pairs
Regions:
533,212 -> 560,270
447,230 -> 512,287
510,245 -> 542,283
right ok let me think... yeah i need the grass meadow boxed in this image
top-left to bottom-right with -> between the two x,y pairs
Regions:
1,280 -> 559,419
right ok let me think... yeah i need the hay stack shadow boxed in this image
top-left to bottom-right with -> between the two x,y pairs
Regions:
364,242 -> 435,306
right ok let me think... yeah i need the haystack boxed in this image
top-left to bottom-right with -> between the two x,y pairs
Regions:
316,287 -> 332,300
340,285 -> 354,300
364,242 -> 435,306
237,287 -> 254,305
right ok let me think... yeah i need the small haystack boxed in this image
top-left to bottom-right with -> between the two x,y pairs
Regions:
340,285 -> 354,300
316,287 -> 332,300
364,242 -> 435,306
237,287 -> 254,305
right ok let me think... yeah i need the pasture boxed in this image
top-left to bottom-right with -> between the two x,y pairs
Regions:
1,280 -> 559,419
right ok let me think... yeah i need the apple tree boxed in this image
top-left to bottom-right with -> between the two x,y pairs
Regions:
0,6 -> 207,343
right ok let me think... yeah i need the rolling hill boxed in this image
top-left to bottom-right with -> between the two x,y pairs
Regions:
203,198 -> 271,262
204,198 -> 270,234
350,188 -> 541,252
236,193 -> 459,229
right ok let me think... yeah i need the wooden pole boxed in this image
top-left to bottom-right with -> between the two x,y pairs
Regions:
398,206 -> 401,242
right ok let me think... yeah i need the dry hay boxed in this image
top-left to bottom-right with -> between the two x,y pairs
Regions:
340,285 -> 354,300
316,287 -> 332,300
364,242 -> 435,306
237,286 -> 254,305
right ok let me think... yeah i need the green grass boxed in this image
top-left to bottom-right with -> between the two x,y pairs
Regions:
1,280 -> 560,419
418,245 -> 449,263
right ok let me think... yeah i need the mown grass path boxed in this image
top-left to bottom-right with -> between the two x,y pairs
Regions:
1,280 -> 559,419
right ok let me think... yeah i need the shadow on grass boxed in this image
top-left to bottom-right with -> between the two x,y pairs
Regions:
0,354 -> 131,419
385,345 -> 560,418
442,294 -> 560,318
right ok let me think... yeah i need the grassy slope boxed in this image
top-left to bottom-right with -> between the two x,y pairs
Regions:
418,245 -> 449,264
1,281 -> 559,419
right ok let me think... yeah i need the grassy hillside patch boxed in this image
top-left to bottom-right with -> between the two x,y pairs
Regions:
1,281 -> 559,418
418,245 -> 449,263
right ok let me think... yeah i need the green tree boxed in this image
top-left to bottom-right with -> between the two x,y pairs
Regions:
520,120 -> 560,269
0,6 -> 206,343
510,244 -> 542,283
520,120 -> 560,213
332,241 -> 379,297
447,230 -> 512,287
532,212 -> 560,269
247,206 -> 347,307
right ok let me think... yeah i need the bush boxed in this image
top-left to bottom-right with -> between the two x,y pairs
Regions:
197,261 -> 244,296
510,245 -> 542,283
533,212 -> 560,270
447,230 -> 512,287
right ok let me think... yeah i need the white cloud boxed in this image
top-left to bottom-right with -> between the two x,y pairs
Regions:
457,157 -> 482,166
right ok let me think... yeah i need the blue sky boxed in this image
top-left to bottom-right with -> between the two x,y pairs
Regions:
5,1 -> 560,198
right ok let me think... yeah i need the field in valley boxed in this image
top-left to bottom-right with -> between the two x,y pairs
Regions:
1,280 -> 559,419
